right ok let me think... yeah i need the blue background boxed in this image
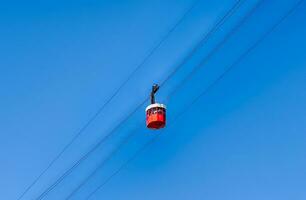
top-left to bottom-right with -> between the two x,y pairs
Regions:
0,0 -> 306,199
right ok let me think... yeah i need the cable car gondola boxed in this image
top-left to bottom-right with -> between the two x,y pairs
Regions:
145,84 -> 166,129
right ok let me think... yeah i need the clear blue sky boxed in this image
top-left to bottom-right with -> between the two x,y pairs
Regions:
0,0 -> 306,199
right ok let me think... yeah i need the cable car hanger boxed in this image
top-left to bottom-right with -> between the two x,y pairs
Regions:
146,84 -> 166,129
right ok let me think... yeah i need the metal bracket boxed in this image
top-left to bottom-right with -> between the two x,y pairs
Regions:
150,84 -> 159,104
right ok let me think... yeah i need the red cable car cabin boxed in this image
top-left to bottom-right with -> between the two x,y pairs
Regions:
146,103 -> 166,129
146,84 -> 166,129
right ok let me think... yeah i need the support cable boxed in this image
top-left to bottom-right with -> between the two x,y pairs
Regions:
16,1 -> 200,200
35,0 -> 245,199
84,1 -> 304,199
